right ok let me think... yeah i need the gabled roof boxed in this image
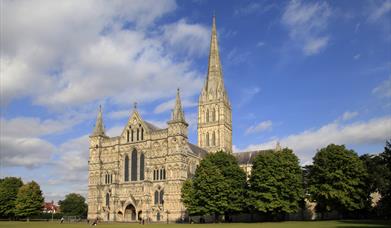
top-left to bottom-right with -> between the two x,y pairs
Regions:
188,143 -> 208,158
233,150 -> 273,164
143,121 -> 162,131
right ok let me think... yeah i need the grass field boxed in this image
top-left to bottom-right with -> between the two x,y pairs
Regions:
0,221 -> 390,228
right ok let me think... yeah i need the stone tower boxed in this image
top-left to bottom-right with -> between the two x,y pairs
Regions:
166,89 -> 190,219
88,105 -> 108,219
198,16 -> 232,153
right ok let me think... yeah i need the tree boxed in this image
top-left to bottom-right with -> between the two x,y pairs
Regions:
308,144 -> 367,217
182,157 -> 229,220
14,181 -> 44,218
248,148 -> 303,218
207,151 -> 247,217
0,177 -> 23,218
360,154 -> 389,194
182,151 -> 247,221
181,179 -> 197,214
377,140 -> 391,217
59,193 -> 87,217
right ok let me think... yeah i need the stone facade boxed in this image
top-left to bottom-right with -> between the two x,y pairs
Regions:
87,91 -> 206,222
87,16 -> 276,222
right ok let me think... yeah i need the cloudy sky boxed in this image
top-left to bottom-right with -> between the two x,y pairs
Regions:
1,0 -> 390,202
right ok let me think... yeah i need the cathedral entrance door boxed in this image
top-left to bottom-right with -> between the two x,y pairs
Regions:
124,204 -> 136,222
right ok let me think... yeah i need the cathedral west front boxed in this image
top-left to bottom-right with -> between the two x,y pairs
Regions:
87,17 -> 279,222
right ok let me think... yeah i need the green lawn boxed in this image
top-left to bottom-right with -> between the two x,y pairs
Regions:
0,221 -> 390,228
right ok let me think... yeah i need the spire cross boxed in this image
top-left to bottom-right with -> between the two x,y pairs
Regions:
133,102 -> 137,110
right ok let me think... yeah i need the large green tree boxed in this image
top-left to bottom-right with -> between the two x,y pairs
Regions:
0,177 -> 23,218
181,151 -> 246,221
14,181 -> 44,218
207,151 -> 247,216
308,144 -> 367,216
59,193 -> 87,217
248,148 -> 303,218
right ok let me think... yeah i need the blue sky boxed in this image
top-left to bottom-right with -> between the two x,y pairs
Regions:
1,0 -> 390,202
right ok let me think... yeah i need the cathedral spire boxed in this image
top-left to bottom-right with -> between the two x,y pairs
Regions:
205,15 -> 224,92
198,16 -> 232,153
92,105 -> 106,136
171,88 -> 187,124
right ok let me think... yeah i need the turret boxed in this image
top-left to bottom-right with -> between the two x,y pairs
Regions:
91,105 -> 106,137
168,89 -> 188,138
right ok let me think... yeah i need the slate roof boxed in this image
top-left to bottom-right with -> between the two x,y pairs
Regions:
144,121 -> 162,131
188,143 -> 208,158
233,150 -> 273,164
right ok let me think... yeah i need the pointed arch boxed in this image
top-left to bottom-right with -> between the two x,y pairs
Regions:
154,190 -> 159,205
106,192 -> 110,207
212,108 -> 216,122
159,190 -> 164,205
140,153 -> 145,180
206,109 -> 209,122
131,150 -> 137,181
206,132 -> 210,146
124,155 -> 129,182
212,131 -> 216,146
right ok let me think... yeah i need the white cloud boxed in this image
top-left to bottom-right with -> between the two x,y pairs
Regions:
1,0 -> 205,109
240,116 -> 391,164
373,78 -> 391,98
0,137 -> 55,168
368,1 -> 391,22
341,111 -> 359,121
154,97 -> 197,114
354,54 -> 361,60
108,110 -> 131,119
238,87 -> 261,107
246,120 -> 273,134
234,2 -> 276,16
106,126 -> 124,137
226,48 -> 251,65
256,42 -> 265,47
281,0 -> 331,55
0,113 -> 91,169
162,19 -> 210,57
303,37 -> 329,55
0,117 -> 78,138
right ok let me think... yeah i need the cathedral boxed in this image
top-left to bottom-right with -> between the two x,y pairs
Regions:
87,17 -> 278,222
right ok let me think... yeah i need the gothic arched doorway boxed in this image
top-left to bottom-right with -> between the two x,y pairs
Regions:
124,204 -> 136,222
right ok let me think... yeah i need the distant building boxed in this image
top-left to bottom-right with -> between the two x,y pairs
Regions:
43,201 -> 60,213
87,17 -> 278,222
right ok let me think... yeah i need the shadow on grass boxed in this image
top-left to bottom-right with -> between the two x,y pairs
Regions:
336,220 -> 391,228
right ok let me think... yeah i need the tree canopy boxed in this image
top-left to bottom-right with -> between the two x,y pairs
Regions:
181,151 -> 246,220
59,193 -> 87,217
308,144 -> 367,215
248,149 -> 303,217
0,177 -> 23,218
14,181 -> 44,218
